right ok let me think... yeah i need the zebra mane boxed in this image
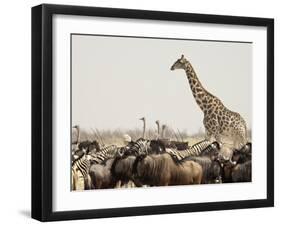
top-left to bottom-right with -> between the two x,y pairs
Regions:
90,145 -> 118,164
166,140 -> 212,163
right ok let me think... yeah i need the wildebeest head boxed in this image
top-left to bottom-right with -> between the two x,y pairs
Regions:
232,143 -> 252,164
78,140 -> 100,155
115,146 -> 129,158
149,139 -> 166,154
210,141 -> 221,150
240,142 -> 252,153
72,148 -> 88,164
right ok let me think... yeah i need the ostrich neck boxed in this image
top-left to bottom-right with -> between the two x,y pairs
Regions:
184,62 -> 209,112
76,127 -> 80,144
143,120 -> 146,139
157,124 -> 160,136
161,127 -> 165,138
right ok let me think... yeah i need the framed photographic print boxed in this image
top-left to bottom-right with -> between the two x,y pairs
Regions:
32,4 -> 274,221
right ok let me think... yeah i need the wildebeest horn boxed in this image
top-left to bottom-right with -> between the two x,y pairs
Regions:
82,148 -> 87,154
73,154 -> 79,160
117,148 -> 124,156
229,159 -> 237,166
223,156 -> 229,161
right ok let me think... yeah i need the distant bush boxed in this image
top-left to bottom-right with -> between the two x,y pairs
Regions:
72,126 -> 252,146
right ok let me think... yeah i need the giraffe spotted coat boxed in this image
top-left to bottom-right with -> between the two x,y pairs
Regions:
171,54 -> 247,149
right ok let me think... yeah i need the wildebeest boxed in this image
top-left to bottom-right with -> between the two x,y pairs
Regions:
168,141 -> 189,150
155,139 -> 189,150
111,152 -> 142,187
231,161 -> 251,182
184,156 -> 222,184
89,158 -> 117,189
134,153 -> 202,186
109,140 -> 165,188
232,142 -> 252,164
184,141 -> 222,184
78,140 -> 101,154
87,145 -> 122,189
221,143 -> 252,183
230,142 -> 252,182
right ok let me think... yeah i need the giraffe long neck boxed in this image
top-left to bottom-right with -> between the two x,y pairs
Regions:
184,62 -> 208,112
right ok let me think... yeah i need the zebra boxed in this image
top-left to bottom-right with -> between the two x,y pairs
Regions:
124,138 -> 167,156
71,149 -> 92,190
199,141 -> 221,157
125,138 -> 163,156
128,138 -> 151,155
166,140 -> 217,162
89,145 -> 118,164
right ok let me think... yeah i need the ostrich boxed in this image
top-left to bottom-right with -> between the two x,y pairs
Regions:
155,120 -> 160,139
139,117 -> 146,139
72,125 -> 80,144
161,124 -> 167,139
154,122 -> 189,150
72,125 -> 80,152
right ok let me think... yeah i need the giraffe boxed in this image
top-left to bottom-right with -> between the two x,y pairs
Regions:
170,54 -> 247,149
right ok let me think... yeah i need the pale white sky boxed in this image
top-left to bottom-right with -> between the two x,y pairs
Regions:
72,34 -> 252,134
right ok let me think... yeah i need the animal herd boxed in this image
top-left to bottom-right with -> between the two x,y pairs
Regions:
71,125 -> 252,190
71,54 -> 252,190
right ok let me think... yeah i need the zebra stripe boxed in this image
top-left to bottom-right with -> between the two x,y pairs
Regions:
90,145 -> 118,164
199,141 -> 220,156
128,138 -> 150,155
72,154 -> 91,179
71,167 -> 77,190
166,140 -> 212,162
71,154 -> 92,190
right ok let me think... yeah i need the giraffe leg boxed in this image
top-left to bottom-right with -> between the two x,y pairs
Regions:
235,135 -> 247,149
203,116 -> 214,141
204,116 -> 221,143
214,133 -> 222,145
233,127 -> 247,149
205,130 -> 212,141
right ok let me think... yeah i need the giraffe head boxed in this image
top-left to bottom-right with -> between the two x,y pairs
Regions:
170,54 -> 187,71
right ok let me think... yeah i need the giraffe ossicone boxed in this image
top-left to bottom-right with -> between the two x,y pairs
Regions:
171,54 -> 248,149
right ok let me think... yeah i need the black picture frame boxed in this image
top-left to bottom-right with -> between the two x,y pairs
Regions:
32,3 -> 274,222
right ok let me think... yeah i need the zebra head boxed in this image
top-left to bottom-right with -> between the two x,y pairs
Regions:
128,138 -> 150,156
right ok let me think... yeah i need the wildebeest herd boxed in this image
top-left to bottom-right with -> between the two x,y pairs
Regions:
71,54 -> 252,190
71,124 -> 252,190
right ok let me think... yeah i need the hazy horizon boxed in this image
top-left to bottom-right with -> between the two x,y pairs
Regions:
72,34 -> 252,134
